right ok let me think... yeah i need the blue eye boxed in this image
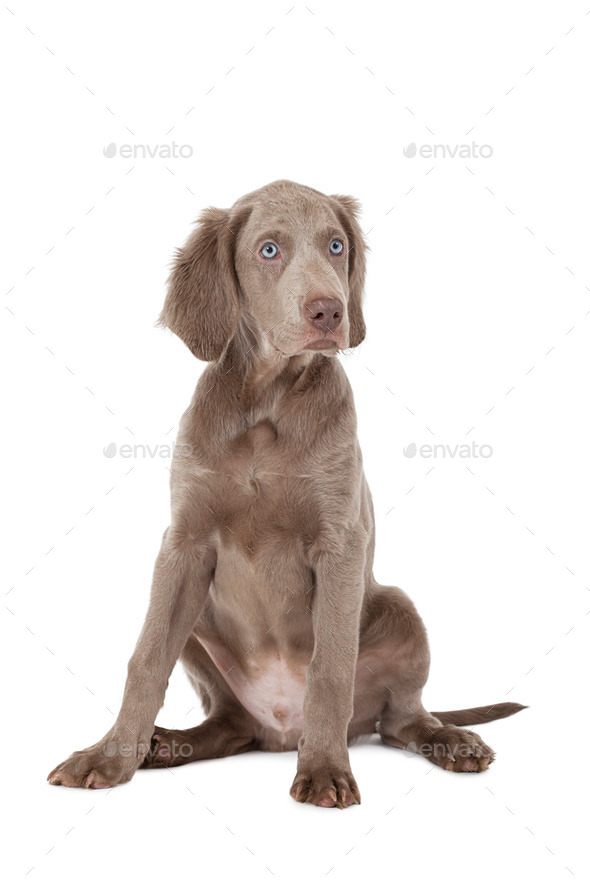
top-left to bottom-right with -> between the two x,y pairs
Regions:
330,239 -> 344,255
260,243 -> 279,259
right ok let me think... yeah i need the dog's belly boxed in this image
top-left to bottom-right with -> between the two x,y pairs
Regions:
193,540 -> 314,742
197,634 -> 307,736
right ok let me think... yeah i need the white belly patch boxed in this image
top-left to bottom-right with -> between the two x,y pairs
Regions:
197,636 -> 307,734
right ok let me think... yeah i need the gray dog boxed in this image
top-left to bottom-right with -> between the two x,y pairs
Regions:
49,180 -> 524,808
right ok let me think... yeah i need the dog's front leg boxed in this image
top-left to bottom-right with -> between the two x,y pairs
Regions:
48,532 -> 214,789
290,539 -> 365,809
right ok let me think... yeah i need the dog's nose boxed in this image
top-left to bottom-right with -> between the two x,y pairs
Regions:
304,298 -> 344,332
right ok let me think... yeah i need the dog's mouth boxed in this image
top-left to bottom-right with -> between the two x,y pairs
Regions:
304,338 -> 340,352
273,329 -> 345,358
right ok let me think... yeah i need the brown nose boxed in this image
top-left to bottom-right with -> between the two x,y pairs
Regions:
304,298 -> 344,332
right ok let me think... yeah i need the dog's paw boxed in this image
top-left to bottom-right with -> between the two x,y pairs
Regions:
48,736 -> 149,789
141,729 -> 192,768
420,726 -> 495,773
290,765 -> 360,809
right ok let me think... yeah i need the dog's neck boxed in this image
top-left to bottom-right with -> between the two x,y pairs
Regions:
218,321 -> 318,416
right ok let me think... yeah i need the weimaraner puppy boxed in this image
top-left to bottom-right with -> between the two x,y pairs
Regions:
48,180 -> 524,807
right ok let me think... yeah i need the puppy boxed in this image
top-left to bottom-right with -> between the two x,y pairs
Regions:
49,180 -> 524,807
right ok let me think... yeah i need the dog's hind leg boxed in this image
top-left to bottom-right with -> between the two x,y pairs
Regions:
356,582 -> 521,772
142,632 -> 260,768
142,711 -> 258,768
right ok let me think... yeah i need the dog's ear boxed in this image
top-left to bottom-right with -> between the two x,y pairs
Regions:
330,194 -> 368,348
159,206 -> 249,361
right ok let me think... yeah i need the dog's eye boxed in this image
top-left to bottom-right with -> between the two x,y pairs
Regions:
329,239 -> 344,255
260,243 -> 279,259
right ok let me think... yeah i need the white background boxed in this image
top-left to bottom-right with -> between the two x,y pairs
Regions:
2,1 -> 589,882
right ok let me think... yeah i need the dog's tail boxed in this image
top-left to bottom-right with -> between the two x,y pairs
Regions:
430,702 -> 527,727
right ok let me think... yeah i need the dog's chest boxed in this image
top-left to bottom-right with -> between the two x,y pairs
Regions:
193,420 -> 317,744
206,419 -> 317,549
231,419 -> 280,493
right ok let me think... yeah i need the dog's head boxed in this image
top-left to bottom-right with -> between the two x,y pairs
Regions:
159,180 -> 367,361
